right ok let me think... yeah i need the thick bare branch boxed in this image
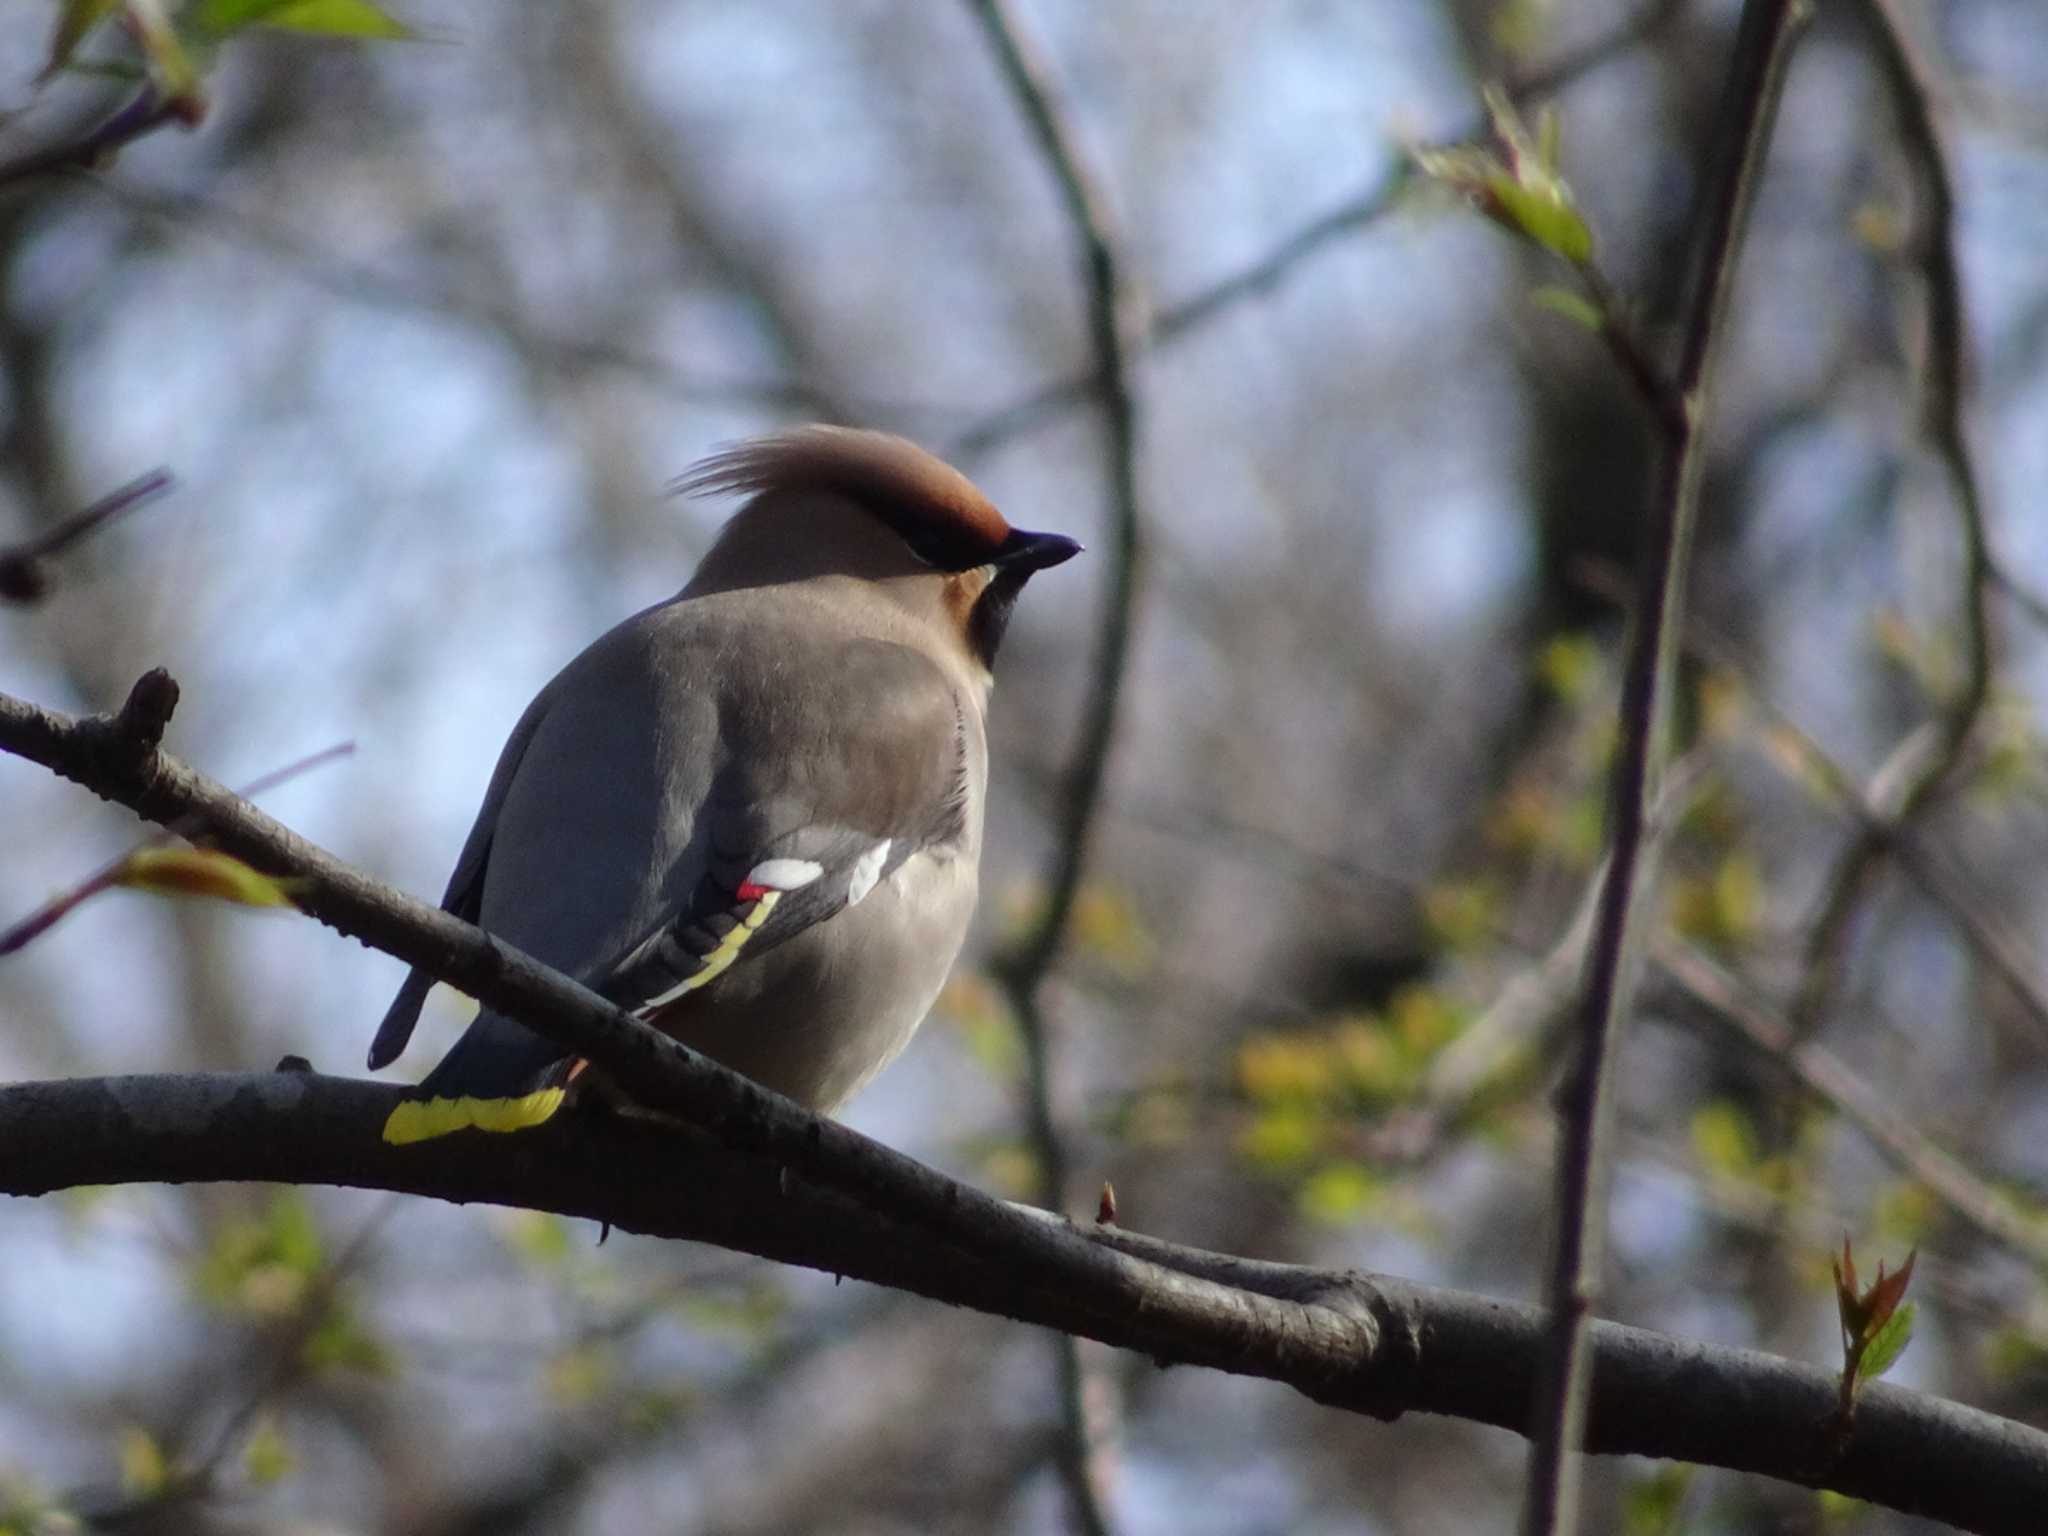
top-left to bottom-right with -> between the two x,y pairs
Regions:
3,1069 -> 2047,1535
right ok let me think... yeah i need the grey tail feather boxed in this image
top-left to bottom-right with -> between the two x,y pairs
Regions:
366,969 -> 435,1071
415,1014 -> 573,1100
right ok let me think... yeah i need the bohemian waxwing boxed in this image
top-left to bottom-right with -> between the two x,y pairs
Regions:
370,425 -> 1080,1143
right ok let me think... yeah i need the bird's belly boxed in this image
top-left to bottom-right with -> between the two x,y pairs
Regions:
649,850 -> 977,1111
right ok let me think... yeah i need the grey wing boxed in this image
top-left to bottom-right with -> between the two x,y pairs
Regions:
594,637 -> 975,1016
364,688 -> 555,1071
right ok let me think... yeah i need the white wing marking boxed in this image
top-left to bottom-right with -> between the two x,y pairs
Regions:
846,840 -> 891,906
746,857 -> 824,890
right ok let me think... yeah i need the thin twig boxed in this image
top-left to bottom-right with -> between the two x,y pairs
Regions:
1655,940 -> 2048,1264
1522,5 -> 1812,1533
84,1199 -> 401,1525
949,0 -> 1684,460
87,179 -> 941,426
0,89 -> 187,190
0,737 -> 354,955
1987,558 -> 2048,632
963,3 -> 1145,1531
1788,0 -> 1996,1045
1573,555 -> 2048,1044
0,466 -> 172,604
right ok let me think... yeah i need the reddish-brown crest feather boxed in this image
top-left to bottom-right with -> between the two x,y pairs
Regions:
676,426 -> 1012,557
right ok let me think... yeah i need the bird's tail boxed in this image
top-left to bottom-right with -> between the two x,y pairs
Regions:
381,1015 -> 582,1145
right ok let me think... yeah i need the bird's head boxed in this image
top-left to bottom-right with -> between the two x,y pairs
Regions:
677,425 -> 1081,671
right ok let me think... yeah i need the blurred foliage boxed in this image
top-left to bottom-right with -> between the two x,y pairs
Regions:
1619,1464 -> 1691,1536
113,1425 -> 169,1497
0,1477 -> 79,1536
191,1190 -> 325,1316
43,0 -> 411,95
239,1415 -> 293,1487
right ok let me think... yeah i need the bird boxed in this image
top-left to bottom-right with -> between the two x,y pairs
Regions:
369,425 -> 1080,1144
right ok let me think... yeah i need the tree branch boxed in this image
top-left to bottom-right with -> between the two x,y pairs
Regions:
0,466 -> 172,604
1655,940 -> 2048,1264
0,89 -> 188,190
963,1 -> 1148,1526
1574,554 -> 2048,1047
1522,3 -> 1812,1532
1788,0 -> 1997,1047
2,1069 -> 2046,1534
949,0 -> 1683,461
84,178 -> 940,427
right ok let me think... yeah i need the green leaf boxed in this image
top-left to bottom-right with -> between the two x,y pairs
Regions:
1421,876 -> 1501,951
193,0 -> 413,39
242,1417 -> 294,1486
302,1307 -> 394,1375
125,0 -> 205,101
116,1426 -> 169,1496
1691,1101 -> 1759,1180
1490,176 -> 1593,263
111,846 -> 301,908
1298,1161 -> 1382,1225
1859,1299 -> 1915,1381
1816,1490 -> 1867,1525
1537,104 -> 1562,175
1621,1465 -> 1692,1536
265,1189 -> 325,1272
40,0 -> 122,82
193,1191 -> 325,1313
1412,88 -> 1595,266
1536,632 -> 1600,701
1531,284 -> 1605,333
500,1209 -> 574,1268
1236,1105 -> 1324,1170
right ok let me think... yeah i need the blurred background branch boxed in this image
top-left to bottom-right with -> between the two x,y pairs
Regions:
965,0 -> 1147,1527
0,466 -> 169,604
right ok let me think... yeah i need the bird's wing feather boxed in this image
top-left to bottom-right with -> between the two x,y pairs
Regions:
364,688 -> 557,1071
596,635 -> 971,1012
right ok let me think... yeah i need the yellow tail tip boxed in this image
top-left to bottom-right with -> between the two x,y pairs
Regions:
382,1087 -> 568,1145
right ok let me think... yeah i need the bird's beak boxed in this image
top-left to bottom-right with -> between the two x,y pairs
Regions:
992,528 -> 1083,575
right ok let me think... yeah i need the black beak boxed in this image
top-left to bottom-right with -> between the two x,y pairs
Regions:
971,529 -> 1082,667
992,528 -> 1084,575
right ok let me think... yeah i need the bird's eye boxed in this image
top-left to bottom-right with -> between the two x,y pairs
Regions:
899,524 -> 970,570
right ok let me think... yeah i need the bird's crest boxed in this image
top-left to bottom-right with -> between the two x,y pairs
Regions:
676,426 -> 1012,565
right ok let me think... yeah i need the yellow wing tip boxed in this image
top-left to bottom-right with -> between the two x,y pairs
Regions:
382,1087 -> 568,1145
